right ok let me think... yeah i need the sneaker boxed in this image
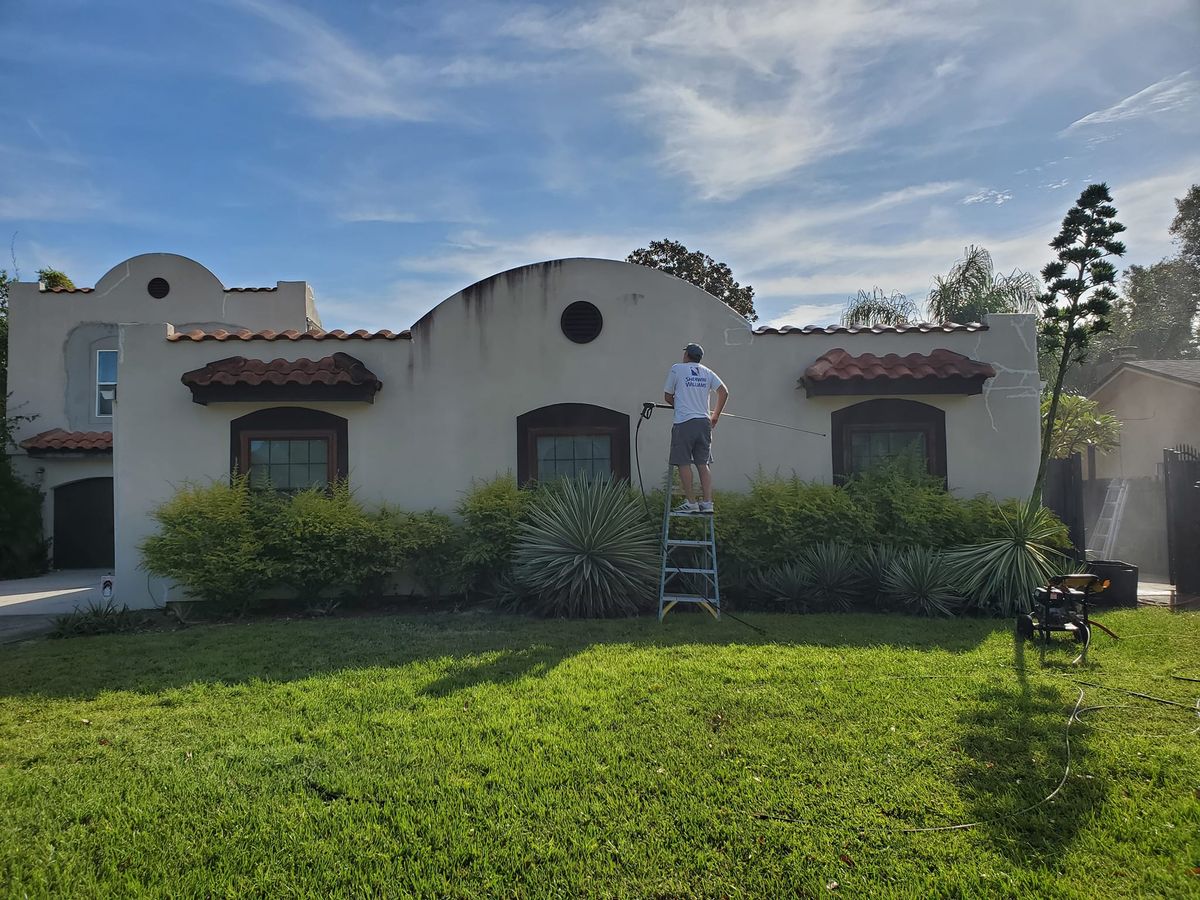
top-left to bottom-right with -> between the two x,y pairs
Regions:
673,500 -> 700,514
698,501 -> 714,514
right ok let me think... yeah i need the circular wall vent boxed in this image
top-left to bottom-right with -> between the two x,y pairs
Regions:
147,277 -> 171,299
560,301 -> 603,344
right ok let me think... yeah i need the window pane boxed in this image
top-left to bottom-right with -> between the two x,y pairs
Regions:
249,440 -> 269,464
249,464 -> 270,489
574,435 -> 593,460
308,464 -> 329,488
269,442 -> 290,464
290,441 -> 310,463
536,437 -> 555,465
592,436 -> 611,460
97,350 -> 118,384
276,468 -> 290,490
554,436 -> 574,460
309,439 -> 327,463
291,464 -> 314,489
96,390 -> 113,417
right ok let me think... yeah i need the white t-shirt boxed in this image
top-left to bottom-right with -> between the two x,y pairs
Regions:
664,362 -> 724,424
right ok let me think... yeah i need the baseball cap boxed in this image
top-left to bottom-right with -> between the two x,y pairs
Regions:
684,342 -> 704,361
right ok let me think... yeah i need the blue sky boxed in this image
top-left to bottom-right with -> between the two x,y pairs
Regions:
1,0 -> 1198,330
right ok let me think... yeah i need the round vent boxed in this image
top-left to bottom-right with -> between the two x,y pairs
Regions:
147,277 -> 170,299
560,301 -> 603,344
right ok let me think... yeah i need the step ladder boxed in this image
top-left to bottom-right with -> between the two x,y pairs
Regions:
1087,478 -> 1129,560
657,463 -> 720,621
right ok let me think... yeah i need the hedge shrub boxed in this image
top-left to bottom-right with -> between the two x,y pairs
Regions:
140,475 -> 273,607
457,475 -> 529,597
0,462 -> 48,578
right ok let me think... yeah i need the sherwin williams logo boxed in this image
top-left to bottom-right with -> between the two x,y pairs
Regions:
691,367 -> 700,376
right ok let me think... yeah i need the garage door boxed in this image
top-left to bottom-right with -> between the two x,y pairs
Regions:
53,478 -> 115,569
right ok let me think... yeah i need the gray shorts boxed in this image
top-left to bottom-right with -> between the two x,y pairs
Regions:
670,417 -> 713,466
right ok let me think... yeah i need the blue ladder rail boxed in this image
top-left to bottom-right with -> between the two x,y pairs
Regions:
657,462 -> 721,621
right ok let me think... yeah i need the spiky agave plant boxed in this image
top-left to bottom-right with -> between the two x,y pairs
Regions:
798,541 -> 864,611
512,474 -> 659,617
857,543 -> 903,610
751,561 -> 811,612
883,547 -> 963,617
945,500 -> 1069,615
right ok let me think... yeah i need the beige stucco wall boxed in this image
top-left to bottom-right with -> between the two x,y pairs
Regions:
6,252 -> 313,447
1090,369 -> 1200,479
112,258 -> 1041,606
4,253 -> 314,568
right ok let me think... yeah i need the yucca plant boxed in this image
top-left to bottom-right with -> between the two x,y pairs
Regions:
945,500 -> 1069,615
511,474 -> 659,617
798,541 -> 864,611
883,547 -> 963,617
751,561 -> 811,612
857,543 -> 902,610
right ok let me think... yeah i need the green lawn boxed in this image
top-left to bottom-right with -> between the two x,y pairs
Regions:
0,609 -> 1197,898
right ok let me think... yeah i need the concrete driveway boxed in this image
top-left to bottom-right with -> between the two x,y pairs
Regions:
0,569 -> 109,643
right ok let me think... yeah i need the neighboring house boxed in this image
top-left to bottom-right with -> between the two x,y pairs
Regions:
1086,359 -> 1200,578
1088,360 -> 1200,479
4,253 -> 1042,605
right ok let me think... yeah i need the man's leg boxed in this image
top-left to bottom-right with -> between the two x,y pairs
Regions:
697,464 -> 713,503
678,464 -> 695,502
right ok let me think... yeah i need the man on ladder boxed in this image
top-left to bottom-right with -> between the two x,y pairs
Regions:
659,342 -> 728,621
663,342 -> 729,514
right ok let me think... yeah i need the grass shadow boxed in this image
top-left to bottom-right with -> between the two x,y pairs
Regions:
951,632 -> 1105,863
0,611 -> 1007,700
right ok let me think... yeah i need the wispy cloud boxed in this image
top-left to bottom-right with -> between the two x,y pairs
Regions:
504,0 -> 974,200
224,0 -> 434,120
962,189 -> 1013,206
1065,70 -> 1199,132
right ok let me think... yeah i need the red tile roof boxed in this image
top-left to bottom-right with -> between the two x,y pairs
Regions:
226,286 -> 278,292
802,348 -> 997,398
20,429 -> 112,453
181,353 -> 381,390
42,286 -> 95,293
755,322 -> 987,335
168,328 -> 410,342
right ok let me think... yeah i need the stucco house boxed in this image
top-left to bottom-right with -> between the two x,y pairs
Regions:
1088,359 -> 1200,479
5,253 -> 1043,606
1084,358 -> 1200,577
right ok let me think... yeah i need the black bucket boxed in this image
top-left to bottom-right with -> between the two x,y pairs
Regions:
1088,560 -> 1139,607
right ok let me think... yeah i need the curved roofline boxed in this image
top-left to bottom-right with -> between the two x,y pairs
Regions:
414,256 -> 752,331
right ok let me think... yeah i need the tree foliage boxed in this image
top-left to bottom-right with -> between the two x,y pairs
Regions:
1115,260 -> 1200,359
926,245 -> 1039,324
840,286 -> 918,327
1033,184 -> 1126,502
36,268 -> 74,290
1040,393 -> 1120,459
1170,183 -> 1200,264
626,239 -> 757,321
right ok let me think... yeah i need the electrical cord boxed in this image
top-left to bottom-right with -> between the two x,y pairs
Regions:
750,672 -> 1200,834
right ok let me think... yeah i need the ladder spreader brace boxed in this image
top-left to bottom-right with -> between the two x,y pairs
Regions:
657,461 -> 720,621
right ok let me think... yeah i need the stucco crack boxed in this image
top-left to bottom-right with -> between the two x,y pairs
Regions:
980,361 -> 1041,432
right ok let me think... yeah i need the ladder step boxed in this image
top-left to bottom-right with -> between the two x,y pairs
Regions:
666,539 -> 712,547
665,567 -> 716,575
668,511 -> 715,517
661,594 -> 718,604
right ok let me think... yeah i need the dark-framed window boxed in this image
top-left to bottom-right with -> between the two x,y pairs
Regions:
831,399 -> 946,483
230,408 -> 348,490
516,403 -> 630,484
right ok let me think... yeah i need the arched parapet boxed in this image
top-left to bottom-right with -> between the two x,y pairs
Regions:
94,253 -> 226,300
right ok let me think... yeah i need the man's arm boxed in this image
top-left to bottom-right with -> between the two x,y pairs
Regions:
664,391 -> 675,407
711,384 -> 729,427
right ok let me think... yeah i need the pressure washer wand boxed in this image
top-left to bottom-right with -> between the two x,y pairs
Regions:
642,403 -> 825,437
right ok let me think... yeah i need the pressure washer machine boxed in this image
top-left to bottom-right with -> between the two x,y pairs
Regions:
1016,573 -> 1110,650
